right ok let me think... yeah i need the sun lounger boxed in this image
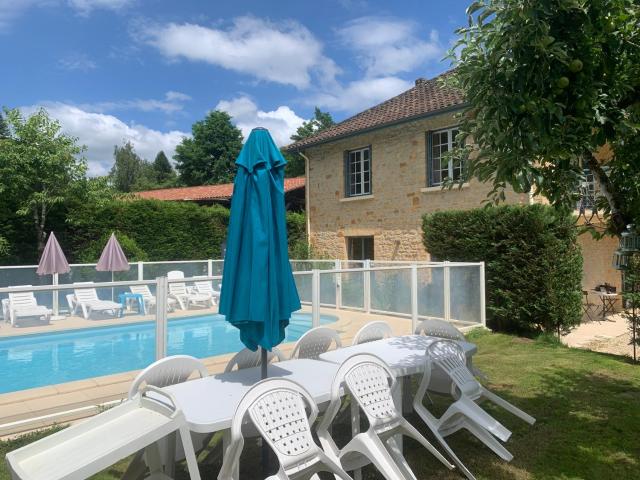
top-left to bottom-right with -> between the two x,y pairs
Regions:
129,284 -> 177,312
6,286 -> 52,327
166,271 -> 212,310
72,282 -> 123,319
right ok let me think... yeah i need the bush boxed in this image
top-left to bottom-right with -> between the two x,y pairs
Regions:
69,199 -> 230,261
286,212 -> 311,259
76,232 -> 149,263
422,204 -> 583,335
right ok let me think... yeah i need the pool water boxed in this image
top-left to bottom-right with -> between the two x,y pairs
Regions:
0,313 -> 336,394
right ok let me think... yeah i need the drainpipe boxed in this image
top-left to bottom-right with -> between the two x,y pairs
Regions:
298,150 -> 312,252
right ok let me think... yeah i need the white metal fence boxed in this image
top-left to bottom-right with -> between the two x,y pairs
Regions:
0,259 -> 485,396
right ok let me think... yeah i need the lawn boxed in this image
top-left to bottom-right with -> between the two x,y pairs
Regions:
2,330 -> 639,479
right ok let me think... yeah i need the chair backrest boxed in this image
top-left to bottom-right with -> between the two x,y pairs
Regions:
289,327 -> 342,360
425,340 -> 479,398
231,378 -> 319,471
129,284 -> 154,300
338,354 -> 398,427
8,286 -> 37,309
128,355 -> 209,399
415,319 -> 465,341
167,271 -> 188,295
73,282 -> 100,303
352,321 -> 393,345
224,347 -> 285,373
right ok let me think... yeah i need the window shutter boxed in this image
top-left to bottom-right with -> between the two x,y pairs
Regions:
426,131 -> 432,187
343,150 -> 349,197
367,145 -> 372,195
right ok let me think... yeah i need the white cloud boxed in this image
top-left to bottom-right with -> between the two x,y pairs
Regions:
310,76 -> 412,113
78,91 -> 191,114
0,0 -> 131,31
215,96 -> 304,146
338,17 -> 443,76
58,53 -> 97,72
23,103 -> 188,176
143,17 -> 338,89
67,0 -> 133,15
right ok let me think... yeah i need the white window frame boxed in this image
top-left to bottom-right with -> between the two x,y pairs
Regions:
428,127 -> 462,187
346,147 -> 371,197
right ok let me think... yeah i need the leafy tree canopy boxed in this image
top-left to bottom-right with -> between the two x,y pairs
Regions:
0,107 -> 86,253
153,150 -> 175,183
0,111 -> 9,139
450,0 -> 640,235
290,107 -> 335,142
174,110 -> 243,186
109,142 -> 152,193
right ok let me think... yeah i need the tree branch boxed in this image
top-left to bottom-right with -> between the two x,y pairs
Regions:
586,155 -> 627,234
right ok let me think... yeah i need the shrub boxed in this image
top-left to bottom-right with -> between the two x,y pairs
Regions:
422,204 -> 583,335
286,212 -> 311,259
69,199 -> 230,261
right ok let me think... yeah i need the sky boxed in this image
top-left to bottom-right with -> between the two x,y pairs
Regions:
0,0 -> 470,176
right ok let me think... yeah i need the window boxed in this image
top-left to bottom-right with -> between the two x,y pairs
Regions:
345,147 -> 371,197
347,237 -> 374,260
428,127 -> 462,186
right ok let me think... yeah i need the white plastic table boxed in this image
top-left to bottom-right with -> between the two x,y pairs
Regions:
319,334 -> 477,374
163,359 -> 340,434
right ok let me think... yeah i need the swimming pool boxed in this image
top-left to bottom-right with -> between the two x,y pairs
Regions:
0,313 -> 337,394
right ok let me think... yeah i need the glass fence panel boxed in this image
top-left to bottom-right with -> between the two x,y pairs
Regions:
418,267 -> 445,319
143,262 -> 208,280
320,272 -> 336,306
450,266 -> 482,324
293,272 -> 312,303
340,271 -> 364,309
371,268 -> 412,314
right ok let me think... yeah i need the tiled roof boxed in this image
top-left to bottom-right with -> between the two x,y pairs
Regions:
285,71 -> 464,151
136,176 -> 306,201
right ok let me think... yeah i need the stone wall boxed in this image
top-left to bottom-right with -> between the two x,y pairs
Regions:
304,112 -> 528,260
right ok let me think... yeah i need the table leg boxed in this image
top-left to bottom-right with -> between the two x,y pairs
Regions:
222,430 -> 239,480
350,396 -> 362,480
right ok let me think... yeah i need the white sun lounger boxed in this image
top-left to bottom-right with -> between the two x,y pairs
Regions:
5,386 -> 201,480
167,271 -> 212,310
129,284 -> 177,312
6,286 -> 52,327
72,282 -> 123,319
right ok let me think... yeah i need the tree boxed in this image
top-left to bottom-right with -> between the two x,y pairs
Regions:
290,107 -> 335,142
449,0 -> 640,235
109,141 -> 155,193
174,111 -> 243,186
0,111 -> 9,139
0,108 -> 86,253
286,107 -> 335,177
153,151 -> 175,183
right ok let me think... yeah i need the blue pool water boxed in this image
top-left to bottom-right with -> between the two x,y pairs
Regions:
0,313 -> 336,394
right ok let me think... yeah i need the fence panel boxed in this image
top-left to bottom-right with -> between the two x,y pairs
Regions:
417,266 -> 445,319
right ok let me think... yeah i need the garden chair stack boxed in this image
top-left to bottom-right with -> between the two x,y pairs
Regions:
317,353 -> 454,480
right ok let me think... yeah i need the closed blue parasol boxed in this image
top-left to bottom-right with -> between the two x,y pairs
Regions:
219,127 -> 301,373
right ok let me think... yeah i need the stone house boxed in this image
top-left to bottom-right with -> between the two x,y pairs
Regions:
285,72 -> 620,291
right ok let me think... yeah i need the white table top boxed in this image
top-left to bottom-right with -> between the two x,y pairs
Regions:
319,335 -> 477,377
163,359 -> 340,433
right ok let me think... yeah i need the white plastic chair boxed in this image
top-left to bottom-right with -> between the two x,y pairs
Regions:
192,277 -> 220,306
415,319 -> 488,381
6,386 -> 201,480
413,340 -> 536,475
167,271 -> 212,310
317,353 -> 454,480
224,347 -> 286,373
289,327 -> 342,360
72,282 -> 123,319
352,321 -> 393,345
7,286 -> 52,327
218,378 -> 352,480
125,356 -> 209,478
129,284 -> 177,312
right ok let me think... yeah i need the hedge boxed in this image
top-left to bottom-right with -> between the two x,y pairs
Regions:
422,204 -> 583,335
69,199 -> 308,262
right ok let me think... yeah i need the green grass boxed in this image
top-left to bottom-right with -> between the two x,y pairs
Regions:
2,330 -> 639,479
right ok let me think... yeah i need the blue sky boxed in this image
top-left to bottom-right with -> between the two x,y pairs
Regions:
0,0 -> 470,175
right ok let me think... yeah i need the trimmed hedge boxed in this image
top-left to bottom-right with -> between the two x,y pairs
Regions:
422,204 -> 583,334
69,199 -> 308,262
70,199 -> 230,261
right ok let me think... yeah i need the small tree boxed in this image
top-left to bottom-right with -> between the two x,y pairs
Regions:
174,111 -> 243,186
0,108 -> 86,254
109,142 -> 151,193
449,0 -> 640,235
